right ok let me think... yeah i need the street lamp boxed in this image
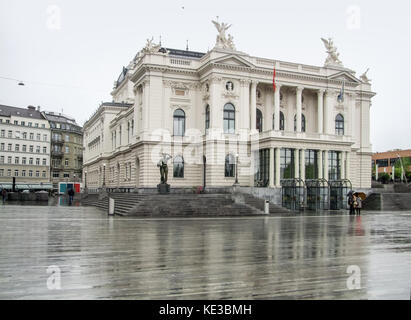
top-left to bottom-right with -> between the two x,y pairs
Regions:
103,164 -> 106,187
84,170 -> 87,189
234,153 -> 239,186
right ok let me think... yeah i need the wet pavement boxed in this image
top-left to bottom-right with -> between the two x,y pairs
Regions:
0,203 -> 410,300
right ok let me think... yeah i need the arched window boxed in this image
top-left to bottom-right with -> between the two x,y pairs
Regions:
335,114 -> 344,135
294,114 -> 306,132
223,103 -> 235,134
256,109 -> 263,132
173,109 -> 185,136
205,105 -> 210,132
273,112 -> 285,130
173,156 -> 184,178
225,154 -> 235,177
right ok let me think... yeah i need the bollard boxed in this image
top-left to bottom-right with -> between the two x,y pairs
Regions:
108,197 -> 115,215
264,200 -> 270,214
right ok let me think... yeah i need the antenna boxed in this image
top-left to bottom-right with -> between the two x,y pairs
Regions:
159,35 -> 162,46
186,39 -> 189,51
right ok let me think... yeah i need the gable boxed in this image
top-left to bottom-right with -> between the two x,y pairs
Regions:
329,71 -> 361,83
212,55 -> 255,68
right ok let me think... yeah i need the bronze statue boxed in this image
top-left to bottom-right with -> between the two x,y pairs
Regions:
157,153 -> 172,184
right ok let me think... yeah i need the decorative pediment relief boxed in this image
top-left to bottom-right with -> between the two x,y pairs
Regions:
212,55 -> 255,68
328,71 -> 361,84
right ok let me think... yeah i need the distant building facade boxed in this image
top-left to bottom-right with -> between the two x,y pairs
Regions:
83,22 -> 375,200
372,149 -> 411,179
0,105 -> 51,186
43,111 -> 83,190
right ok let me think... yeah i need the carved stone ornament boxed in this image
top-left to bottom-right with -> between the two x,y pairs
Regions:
360,68 -> 371,84
142,37 -> 161,54
211,19 -> 236,50
321,38 -> 343,67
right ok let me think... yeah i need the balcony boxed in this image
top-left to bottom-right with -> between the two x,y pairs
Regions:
51,150 -> 64,158
52,138 -> 64,145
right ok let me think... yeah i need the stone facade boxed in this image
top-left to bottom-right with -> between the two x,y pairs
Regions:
82,23 -> 375,195
0,105 -> 51,185
43,111 -> 83,190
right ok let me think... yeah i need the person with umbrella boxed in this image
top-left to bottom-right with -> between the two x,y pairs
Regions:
347,190 -> 355,215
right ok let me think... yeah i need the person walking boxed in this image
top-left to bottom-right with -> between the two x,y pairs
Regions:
1,188 -> 7,204
356,196 -> 362,215
348,191 -> 355,215
68,188 -> 75,205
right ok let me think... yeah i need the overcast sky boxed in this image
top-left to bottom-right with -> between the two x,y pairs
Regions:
0,0 -> 410,152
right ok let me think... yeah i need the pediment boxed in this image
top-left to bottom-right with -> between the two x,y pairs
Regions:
212,55 -> 255,68
329,71 -> 361,83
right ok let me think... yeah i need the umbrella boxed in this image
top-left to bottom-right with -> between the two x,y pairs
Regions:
354,192 -> 366,201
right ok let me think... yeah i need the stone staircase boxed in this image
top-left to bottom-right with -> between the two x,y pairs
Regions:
81,192 -> 290,216
363,192 -> 411,211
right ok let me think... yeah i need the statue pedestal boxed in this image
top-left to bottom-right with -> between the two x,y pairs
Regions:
157,183 -> 170,194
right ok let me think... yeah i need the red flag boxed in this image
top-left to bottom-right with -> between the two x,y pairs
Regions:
273,66 -> 276,92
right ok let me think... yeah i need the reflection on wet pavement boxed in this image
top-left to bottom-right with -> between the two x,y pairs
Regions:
0,204 -> 410,299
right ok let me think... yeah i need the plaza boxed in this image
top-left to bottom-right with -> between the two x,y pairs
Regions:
0,203 -> 410,299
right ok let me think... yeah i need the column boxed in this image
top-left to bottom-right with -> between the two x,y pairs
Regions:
143,80 -> 150,132
294,149 -> 300,179
273,84 -> 281,131
324,90 -> 334,135
210,76 -> 222,131
275,147 -> 281,186
317,89 -> 324,134
300,149 -> 305,181
296,86 -> 303,132
346,151 -> 350,181
269,148 -> 275,187
318,150 -> 323,179
323,151 -> 329,181
250,81 -> 258,132
341,151 -> 346,180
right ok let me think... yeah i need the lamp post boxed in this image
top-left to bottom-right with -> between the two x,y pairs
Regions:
103,164 -> 106,187
84,170 -> 87,189
234,153 -> 239,186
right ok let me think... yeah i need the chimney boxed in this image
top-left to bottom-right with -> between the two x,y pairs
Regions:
37,106 -> 40,111
27,105 -> 35,110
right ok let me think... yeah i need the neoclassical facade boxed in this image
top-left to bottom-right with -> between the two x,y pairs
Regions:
82,22 -> 375,199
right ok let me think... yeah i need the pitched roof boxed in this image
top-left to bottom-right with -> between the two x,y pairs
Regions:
0,104 -> 45,120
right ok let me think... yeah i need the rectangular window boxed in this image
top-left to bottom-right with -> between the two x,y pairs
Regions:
23,132 -> 27,139
0,169 -> 5,176
52,172 -> 60,178
8,130 -> 12,138
7,156 -> 12,164
280,148 -> 295,179
305,150 -> 318,179
29,145 -> 33,152
36,133 -> 41,140
375,159 -> 388,167
30,133 -> 34,139
42,158 -> 46,165
21,121 -> 25,126
254,149 -> 270,187
0,130 -> 4,137
15,144 -> 20,152
14,120 -> 18,125
0,156 -> 4,164
43,134 -> 47,141
41,124 -> 45,128
29,158 -> 33,165
8,144 -> 12,151
64,173 -> 70,178
0,143 -> 4,151
22,170 -> 26,177
328,151 -> 341,181
15,157 -> 19,164
65,159 -> 69,166
22,157 -> 26,164
36,158 -> 40,165
43,146 -> 47,153
42,171 -> 46,178
7,169 -> 12,176
65,146 -> 69,153
15,131 -> 20,138
36,146 -> 40,153
14,170 -> 19,177
35,123 -> 39,128
65,135 -> 70,142
22,145 -> 26,152
36,171 -> 40,177
29,170 -> 33,177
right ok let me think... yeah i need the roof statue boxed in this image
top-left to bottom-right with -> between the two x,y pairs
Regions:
142,37 -> 161,54
360,68 -> 371,84
212,19 -> 236,50
321,37 -> 343,67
